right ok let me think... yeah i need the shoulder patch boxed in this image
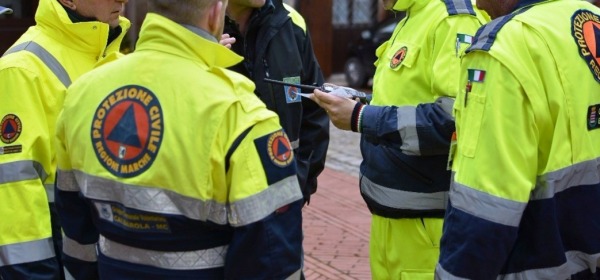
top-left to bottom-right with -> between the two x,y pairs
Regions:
90,85 -> 163,178
571,9 -> 600,83
254,130 -> 296,185
1,114 -> 22,144
444,0 -> 476,16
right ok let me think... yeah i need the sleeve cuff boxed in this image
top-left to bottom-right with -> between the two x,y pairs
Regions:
350,102 -> 365,132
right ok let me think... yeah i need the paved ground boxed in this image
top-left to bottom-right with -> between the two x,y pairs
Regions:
302,73 -> 373,280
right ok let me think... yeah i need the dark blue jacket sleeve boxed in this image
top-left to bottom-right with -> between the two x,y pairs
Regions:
224,200 -> 303,279
360,98 -> 455,156
55,177 -> 99,280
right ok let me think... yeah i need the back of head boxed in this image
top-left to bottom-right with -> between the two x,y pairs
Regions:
148,0 -> 218,25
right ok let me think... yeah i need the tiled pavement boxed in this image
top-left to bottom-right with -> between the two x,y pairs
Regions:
302,122 -> 372,280
300,73 -> 372,280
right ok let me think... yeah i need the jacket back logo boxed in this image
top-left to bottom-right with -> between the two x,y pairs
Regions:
91,85 -> 164,178
572,9 -> 600,82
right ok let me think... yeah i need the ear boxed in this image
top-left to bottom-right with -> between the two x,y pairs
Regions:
208,0 -> 224,33
58,0 -> 76,10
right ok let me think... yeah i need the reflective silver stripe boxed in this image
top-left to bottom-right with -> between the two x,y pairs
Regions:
0,160 -> 47,185
62,236 -> 97,262
228,175 -> 302,226
290,139 -> 300,150
56,169 -> 80,192
396,106 -> 420,156
285,268 -> 302,280
447,0 -> 473,15
470,19 -> 504,51
0,238 -> 55,266
450,173 -> 526,227
45,183 -> 55,203
437,251 -> 600,279
502,251 -> 600,280
3,41 -> 72,88
434,263 -> 469,280
98,235 -> 226,270
72,170 -> 301,226
532,159 -> 600,200
435,97 -> 455,116
361,175 -> 447,210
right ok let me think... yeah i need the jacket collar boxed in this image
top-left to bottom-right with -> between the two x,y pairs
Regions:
512,0 -> 554,12
135,13 -> 243,69
392,0 -> 429,13
35,0 -> 130,54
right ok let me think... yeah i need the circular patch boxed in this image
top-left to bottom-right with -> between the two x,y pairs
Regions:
267,130 -> 293,167
1,114 -> 22,144
390,46 -> 408,69
91,85 -> 163,178
287,86 -> 299,100
572,9 -> 600,82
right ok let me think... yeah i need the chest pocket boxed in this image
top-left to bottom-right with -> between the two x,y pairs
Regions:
455,85 -> 487,158
386,41 -> 420,71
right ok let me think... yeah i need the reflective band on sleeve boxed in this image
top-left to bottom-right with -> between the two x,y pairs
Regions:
45,183 -> 55,203
533,159 -> 600,200
290,139 -> 300,150
396,106 -> 420,156
285,268 -> 302,280
449,174 -> 526,227
98,235 -> 226,270
0,160 -> 47,185
3,41 -> 72,88
56,169 -> 79,192
228,175 -> 302,226
0,238 -> 55,266
360,175 -> 448,210
62,236 -> 97,262
501,251 -> 600,280
435,263 -> 469,280
437,251 -> 600,279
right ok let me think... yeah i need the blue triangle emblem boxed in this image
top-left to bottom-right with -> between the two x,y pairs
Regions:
107,104 -> 142,148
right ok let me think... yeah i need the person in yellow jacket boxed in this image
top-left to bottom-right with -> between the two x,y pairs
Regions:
310,0 -> 488,278
0,0 -> 129,278
436,0 -> 600,279
54,0 -> 304,279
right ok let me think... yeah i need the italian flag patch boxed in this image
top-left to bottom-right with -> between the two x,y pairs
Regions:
457,34 -> 473,44
468,69 -> 486,82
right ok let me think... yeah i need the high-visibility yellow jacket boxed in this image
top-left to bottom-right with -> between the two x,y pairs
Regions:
358,0 -> 487,218
0,0 -> 129,268
437,0 -> 600,279
55,13 -> 303,279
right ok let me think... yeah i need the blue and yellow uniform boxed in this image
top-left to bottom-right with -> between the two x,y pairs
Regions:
437,0 -> 600,279
0,0 -> 129,278
353,0 -> 487,278
55,13 -> 303,279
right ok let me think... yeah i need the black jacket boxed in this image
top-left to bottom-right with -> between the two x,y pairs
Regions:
224,0 -> 329,203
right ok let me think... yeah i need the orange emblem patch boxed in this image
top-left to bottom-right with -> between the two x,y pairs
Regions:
572,10 -> 600,82
390,46 -> 408,69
